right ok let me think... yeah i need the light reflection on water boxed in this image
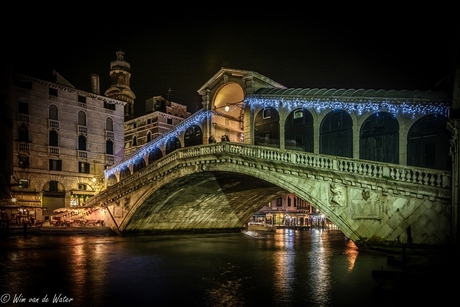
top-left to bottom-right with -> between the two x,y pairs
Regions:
1,230 -> 400,306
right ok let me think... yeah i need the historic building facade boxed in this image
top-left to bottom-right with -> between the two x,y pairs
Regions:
4,69 -> 126,222
124,95 -> 191,156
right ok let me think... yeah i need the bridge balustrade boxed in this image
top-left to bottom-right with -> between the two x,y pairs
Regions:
90,143 -> 451,208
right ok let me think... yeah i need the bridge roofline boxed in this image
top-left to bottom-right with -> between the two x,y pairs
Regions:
253,87 -> 452,103
197,67 -> 286,96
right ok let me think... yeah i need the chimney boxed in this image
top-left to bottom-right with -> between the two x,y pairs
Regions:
91,74 -> 100,95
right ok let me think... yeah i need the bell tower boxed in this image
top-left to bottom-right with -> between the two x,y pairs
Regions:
104,49 -> 136,120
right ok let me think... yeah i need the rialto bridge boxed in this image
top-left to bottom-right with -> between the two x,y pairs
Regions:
84,68 -> 459,247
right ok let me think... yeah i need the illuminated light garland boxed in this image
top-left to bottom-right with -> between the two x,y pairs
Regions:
105,110 -> 211,178
246,97 -> 450,117
105,97 -> 450,178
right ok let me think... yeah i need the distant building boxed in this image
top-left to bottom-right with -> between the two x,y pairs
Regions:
124,95 -> 191,157
4,69 -> 126,222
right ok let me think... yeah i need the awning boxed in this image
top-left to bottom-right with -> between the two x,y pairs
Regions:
0,204 -> 46,209
11,192 -> 41,202
70,190 -> 96,196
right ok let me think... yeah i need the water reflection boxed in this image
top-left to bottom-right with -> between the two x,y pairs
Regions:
345,238 -> 359,272
309,229 -> 332,306
272,229 -> 296,304
204,262 -> 245,307
1,231 -> 403,306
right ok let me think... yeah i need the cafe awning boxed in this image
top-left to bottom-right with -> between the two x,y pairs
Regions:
70,190 -> 96,196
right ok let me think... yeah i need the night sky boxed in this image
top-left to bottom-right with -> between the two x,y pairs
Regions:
4,8 -> 458,117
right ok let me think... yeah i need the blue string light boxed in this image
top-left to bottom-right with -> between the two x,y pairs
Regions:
246,97 -> 449,117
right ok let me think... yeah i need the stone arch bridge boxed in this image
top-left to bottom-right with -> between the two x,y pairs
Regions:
85,142 -> 452,247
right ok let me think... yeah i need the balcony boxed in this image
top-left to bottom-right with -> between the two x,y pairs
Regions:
106,154 -> 114,164
49,146 -> 60,155
18,142 -> 30,151
48,119 -> 59,128
18,114 -> 30,123
106,131 -> 115,139
78,125 -> 88,134
78,151 -> 88,159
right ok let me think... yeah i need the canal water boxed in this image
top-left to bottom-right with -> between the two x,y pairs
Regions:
0,229 -> 448,306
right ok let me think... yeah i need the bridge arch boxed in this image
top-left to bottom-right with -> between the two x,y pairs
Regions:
93,143 -> 451,246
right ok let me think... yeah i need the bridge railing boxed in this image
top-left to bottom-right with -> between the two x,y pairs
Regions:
87,142 -> 451,207
132,142 -> 451,188
222,143 -> 450,188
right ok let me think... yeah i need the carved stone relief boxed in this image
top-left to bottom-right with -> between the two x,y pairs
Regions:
351,189 -> 381,219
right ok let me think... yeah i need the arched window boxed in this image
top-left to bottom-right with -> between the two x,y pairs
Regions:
148,147 -> 163,164
120,167 -> 131,180
166,137 -> 181,155
78,135 -> 87,151
106,140 -> 114,155
49,105 -> 58,120
78,111 -> 86,126
407,115 -> 450,170
360,112 -> 399,164
320,110 -> 353,158
133,157 -> 146,172
18,124 -> 29,142
107,174 -> 117,186
285,108 -> 314,152
146,131 -> 152,143
132,136 -> 137,146
184,125 -> 203,147
49,130 -> 58,146
254,107 -> 280,148
106,117 -> 113,131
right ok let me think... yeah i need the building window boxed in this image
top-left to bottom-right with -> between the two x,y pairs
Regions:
78,135 -> 87,151
18,155 -> 29,168
18,100 -> 28,114
79,162 -> 90,174
18,179 -> 29,188
276,197 -> 282,207
132,136 -> 137,146
167,118 -> 172,125
106,117 -> 113,131
104,101 -> 116,110
49,88 -> 58,96
49,130 -> 58,146
78,95 -> 86,103
106,140 -> 114,155
49,180 -> 59,192
78,111 -> 86,126
49,159 -> 62,171
18,125 -> 29,142
49,105 -> 58,120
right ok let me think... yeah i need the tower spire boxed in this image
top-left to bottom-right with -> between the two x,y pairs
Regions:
104,49 -> 136,120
